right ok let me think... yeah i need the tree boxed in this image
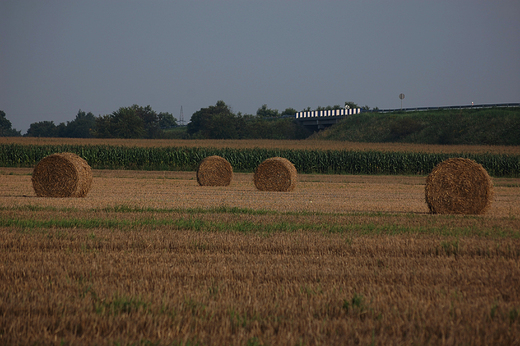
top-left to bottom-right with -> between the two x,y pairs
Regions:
187,101 -> 243,139
0,111 -> 21,136
345,101 -> 359,109
92,107 -> 145,139
92,105 -> 171,139
281,108 -> 298,117
158,112 -> 177,129
58,110 -> 96,138
132,105 -> 160,138
91,115 -> 113,138
111,107 -> 146,139
315,105 -> 344,111
242,117 -> 311,139
25,121 -> 58,137
204,112 -> 244,139
256,104 -> 280,118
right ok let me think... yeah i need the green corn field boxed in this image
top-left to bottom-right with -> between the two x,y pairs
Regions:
0,143 -> 519,177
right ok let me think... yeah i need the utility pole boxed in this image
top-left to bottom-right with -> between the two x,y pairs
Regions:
179,106 -> 184,126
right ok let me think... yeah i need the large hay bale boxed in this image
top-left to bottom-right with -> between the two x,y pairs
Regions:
196,155 -> 233,186
254,157 -> 297,192
425,158 -> 493,215
32,152 -> 93,198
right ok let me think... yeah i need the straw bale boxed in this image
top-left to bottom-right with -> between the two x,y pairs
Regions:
196,155 -> 233,186
254,157 -> 297,192
425,157 -> 493,214
32,152 -> 93,198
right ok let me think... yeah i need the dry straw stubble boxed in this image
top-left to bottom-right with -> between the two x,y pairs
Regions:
196,155 -> 233,186
254,157 -> 297,192
32,152 -> 93,197
425,157 -> 494,214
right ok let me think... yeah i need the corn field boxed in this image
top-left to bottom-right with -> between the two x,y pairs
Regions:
1,143 -> 519,177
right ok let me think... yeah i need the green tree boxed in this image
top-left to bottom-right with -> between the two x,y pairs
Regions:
256,104 -> 280,118
58,110 -> 96,138
206,112 -> 245,139
158,112 -> 177,129
242,117 -> 311,139
132,105 -> 160,138
345,101 -> 359,109
0,111 -> 21,136
111,107 -> 146,139
281,108 -> 298,117
91,114 -> 113,138
187,101 -> 243,139
92,105 -> 172,139
25,121 -> 58,137
56,122 -> 67,137
93,107 -> 145,139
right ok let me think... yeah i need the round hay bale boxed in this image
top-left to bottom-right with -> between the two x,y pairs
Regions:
254,157 -> 297,192
32,152 -> 93,198
425,158 -> 493,215
196,155 -> 233,186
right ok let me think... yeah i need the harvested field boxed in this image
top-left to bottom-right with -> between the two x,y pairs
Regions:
1,168 -> 520,345
1,168 -> 518,216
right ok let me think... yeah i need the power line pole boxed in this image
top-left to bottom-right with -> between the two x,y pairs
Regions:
179,106 -> 184,126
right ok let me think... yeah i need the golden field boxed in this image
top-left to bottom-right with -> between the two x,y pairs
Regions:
1,166 -> 520,345
1,168 -> 519,217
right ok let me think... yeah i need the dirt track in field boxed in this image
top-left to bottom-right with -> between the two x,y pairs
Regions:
1,168 -> 519,217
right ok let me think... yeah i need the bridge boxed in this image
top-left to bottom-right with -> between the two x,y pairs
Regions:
294,108 -> 361,132
294,103 -> 520,132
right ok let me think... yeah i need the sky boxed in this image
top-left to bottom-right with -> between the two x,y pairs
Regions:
1,1 -> 519,134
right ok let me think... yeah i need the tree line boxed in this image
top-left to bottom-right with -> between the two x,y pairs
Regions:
0,105 -> 177,139
185,101 -> 311,139
0,101 -> 360,140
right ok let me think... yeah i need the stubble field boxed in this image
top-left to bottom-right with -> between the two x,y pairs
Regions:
1,165 -> 520,345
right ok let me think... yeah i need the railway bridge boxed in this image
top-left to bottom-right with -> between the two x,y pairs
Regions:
294,103 -> 520,132
294,108 -> 361,132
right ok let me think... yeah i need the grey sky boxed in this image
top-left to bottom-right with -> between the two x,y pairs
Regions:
1,1 -> 519,134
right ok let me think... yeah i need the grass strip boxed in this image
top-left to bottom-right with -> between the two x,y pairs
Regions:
0,204 -> 494,220
2,216 -> 519,239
